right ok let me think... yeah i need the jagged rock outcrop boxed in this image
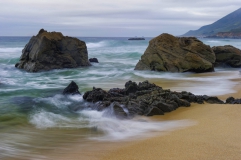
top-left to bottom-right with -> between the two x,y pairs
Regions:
63,81 -> 80,95
81,80 -> 224,118
15,29 -> 90,72
135,33 -> 215,73
212,45 -> 241,67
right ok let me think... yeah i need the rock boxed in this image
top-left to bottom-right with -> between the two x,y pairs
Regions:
89,58 -> 99,63
15,63 -> 19,68
15,29 -> 90,72
128,38 -> 145,40
135,33 -> 215,73
226,97 -> 241,104
111,102 -> 128,119
63,81 -> 80,95
80,80 -> 233,118
154,101 -> 177,112
226,97 -> 235,104
212,45 -> 241,67
125,81 -> 138,94
203,95 -> 224,104
146,107 -> 164,116
83,88 -> 109,103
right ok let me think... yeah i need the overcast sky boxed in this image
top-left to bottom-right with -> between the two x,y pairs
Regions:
0,0 -> 240,37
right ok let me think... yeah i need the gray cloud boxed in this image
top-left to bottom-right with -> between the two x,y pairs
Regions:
0,0 -> 240,36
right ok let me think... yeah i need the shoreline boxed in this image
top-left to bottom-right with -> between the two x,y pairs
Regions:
102,103 -> 241,160
101,75 -> 241,160
47,71 -> 241,160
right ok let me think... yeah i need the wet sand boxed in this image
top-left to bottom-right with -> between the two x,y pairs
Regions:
49,72 -> 241,160
101,77 -> 241,160
102,103 -> 241,160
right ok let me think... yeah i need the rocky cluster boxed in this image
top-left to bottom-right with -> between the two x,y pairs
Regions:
63,80 -> 227,119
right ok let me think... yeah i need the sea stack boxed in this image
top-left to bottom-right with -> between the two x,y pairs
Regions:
15,29 -> 90,72
135,33 -> 215,73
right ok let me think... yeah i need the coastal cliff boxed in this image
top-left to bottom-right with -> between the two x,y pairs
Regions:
207,31 -> 241,38
183,8 -> 241,38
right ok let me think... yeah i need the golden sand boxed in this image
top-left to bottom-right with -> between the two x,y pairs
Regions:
102,103 -> 241,160
49,72 -> 241,160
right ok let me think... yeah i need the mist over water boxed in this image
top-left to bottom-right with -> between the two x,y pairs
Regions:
0,36 -> 241,159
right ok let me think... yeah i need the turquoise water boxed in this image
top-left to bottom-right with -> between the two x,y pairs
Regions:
0,36 -> 241,159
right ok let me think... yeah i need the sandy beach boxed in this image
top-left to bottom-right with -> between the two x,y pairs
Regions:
102,103 -> 241,160
100,77 -> 241,160
100,78 -> 241,160
47,74 -> 241,160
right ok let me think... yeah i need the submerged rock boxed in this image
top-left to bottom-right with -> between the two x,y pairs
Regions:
212,45 -> 241,67
135,33 -> 215,73
15,29 -> 90,72
81,80 -> 224,118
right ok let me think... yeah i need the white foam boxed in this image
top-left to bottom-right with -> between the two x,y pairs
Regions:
134,70 -> 239,96
0,47 -> 22,53
34,94 -> 83,109
29,108 -> 195,141
81,109 -> 195,141
86,41 -> 108,48
30,109 -> 74,129
206,40 -> 220,43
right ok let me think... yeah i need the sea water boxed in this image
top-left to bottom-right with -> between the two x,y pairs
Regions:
0,36 -> 241,159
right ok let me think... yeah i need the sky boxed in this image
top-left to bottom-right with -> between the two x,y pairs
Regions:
0,0 -> 240,37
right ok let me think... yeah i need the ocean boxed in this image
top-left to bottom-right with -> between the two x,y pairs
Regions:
0,36 -> 241,159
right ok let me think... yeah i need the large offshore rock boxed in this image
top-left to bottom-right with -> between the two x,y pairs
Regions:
15,29 -> 90,72
212,45 -> 241,67
135,33 -> 215,72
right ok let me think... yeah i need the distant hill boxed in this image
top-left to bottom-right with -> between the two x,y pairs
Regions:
183,8 -> 241,38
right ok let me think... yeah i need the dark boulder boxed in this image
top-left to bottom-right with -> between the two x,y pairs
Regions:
15,29 -> 90,72
212,45 -> 241,67
154,101 -> 177,112
135,33 -> 215,73
146,107 -> 164,116
226,97 -> 241,104
111,102 -> 128,119
125,81 -> 138,94
203,95 -> 224,104
89,58 -> 99,63
83,87 -> 109,103
226,97 -> 235,104
63,81 -> 80,95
